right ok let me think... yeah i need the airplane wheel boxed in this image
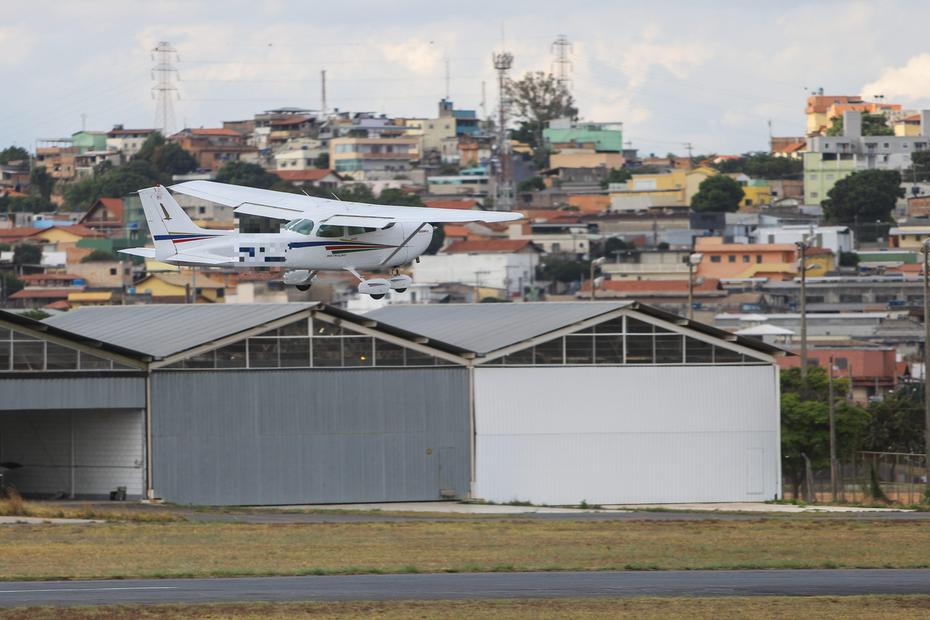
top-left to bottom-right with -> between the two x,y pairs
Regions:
394,288 -> 407,293
370,293 -> 385,300
296,284 -> 311,291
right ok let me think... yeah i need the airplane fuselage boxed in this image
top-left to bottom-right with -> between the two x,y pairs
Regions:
165,222 -> 434,270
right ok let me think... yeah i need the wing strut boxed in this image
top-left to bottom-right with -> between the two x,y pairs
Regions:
380,222 -> 427,266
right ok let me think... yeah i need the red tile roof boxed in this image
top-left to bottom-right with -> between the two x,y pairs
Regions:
270,116 -> 312,127
423,199 -> 481,210
0,227 -> 41,242
442,239 -> 539,254
274,169 -> 341,182
774,140 -> 806,154
190,128 -> 241,137
9,288 -> 75,299
80,197 -> 125,226
32,224 -> 105,239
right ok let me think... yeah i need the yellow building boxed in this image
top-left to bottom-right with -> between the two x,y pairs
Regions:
889,226 -> 930,250
609,166 -> 716,212
68,291 -> 113,307
30,225 -> 102,249
134,271 -> 226,303
805,247 -> 836,277
894,114 -> 922,137
549,149 -> 623,169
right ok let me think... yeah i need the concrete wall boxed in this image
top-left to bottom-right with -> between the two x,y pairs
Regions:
473,365 -> 780,505
151,368 -> 470,505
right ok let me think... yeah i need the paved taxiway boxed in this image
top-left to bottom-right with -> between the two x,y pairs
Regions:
2,569 -> 930,607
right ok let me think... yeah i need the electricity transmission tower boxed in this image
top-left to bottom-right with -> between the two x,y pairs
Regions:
551,34 -> 573,90
151,41 -> 179,135
493,50 -> 514,211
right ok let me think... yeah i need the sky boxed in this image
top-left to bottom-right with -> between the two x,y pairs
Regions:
4,0 -> 930,156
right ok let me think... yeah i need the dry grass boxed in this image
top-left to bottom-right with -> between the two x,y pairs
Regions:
4,597 -> 930,619
3,518 -> 930,580
0,489 -> 182,523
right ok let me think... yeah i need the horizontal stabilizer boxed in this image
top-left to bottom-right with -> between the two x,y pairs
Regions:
164,252 -> 233,266
119,247 -> 157,258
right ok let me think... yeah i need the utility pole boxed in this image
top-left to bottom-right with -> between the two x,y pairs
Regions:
687,252 -> 703,320
923,240 -> 930,494
683,142 -> 694,168
551,34 -> 573,91
492,50 -> 514,211
828,355 -> 838,502
796,239 -> 809,381
320,69 -> 327,119
151,41 -> 179,136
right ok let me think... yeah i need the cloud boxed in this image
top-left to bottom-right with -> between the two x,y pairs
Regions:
0,26 -> 36,67
861,53 -> 930,104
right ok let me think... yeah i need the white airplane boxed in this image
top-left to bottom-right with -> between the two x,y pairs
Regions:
122,181 -> 523,298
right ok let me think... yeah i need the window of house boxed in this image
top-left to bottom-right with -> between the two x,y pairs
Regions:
710,255 -> 721,263
728,255 -> 736,263
110,268 -> 117,275
756,255 -> 762,263
743,255 -> 750,263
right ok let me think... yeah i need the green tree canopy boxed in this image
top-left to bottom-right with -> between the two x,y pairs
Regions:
539,256 -> 588,283
780,367 -> 871,496
517,176 -> 546,192
29,166 -> 54,202
134,132 -> 197,176
711,153 -> 803,179
12,244 -> 42,267
822,169 -> 903,223
865,385 -> 927,454
0,195 -> 54,214
826,113 -> 894,137
0,146 -> 29,164
81,249 -> 119,263
507,71 -> 577,152
63,159 -> 163,210
0,272 -> 24,297
601,168 -> 632,189
690,175 -> 744,213
215,161 -> 280,189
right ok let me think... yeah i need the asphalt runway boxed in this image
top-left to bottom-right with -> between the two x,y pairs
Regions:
2,570 -> 930,607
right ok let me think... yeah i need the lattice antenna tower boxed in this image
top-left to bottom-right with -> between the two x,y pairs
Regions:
151,41 -> 180,135
551,34 -> 573,91
493,50 -> 514,211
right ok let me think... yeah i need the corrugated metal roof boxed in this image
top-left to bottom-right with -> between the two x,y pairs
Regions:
44,303 -> 317,358
366,302 -> 632,355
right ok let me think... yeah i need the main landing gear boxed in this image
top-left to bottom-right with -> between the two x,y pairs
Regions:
283,269 -> 317,292
346,267 -> 414,299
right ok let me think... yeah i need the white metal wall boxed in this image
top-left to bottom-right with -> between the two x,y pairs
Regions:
0,410 -> 144,498
473,365 -> 779,505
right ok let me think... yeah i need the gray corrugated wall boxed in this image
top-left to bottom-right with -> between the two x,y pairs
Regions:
151,368 -> 471,505
0,376 -> 145,411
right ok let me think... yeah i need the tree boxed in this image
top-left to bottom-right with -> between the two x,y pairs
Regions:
215,161 -> 280,189
29,166 -> 54,202
134,132 -> 197,176
710,153 -> 803,179
0,146 -> 29,164
517,176 -> 546,192
601,168 -> 632,189
780,367 -> 870,498
0,194 -> 53,214
826,113 -> 893,137
538,256 -> 589,283
690,175 -> 744,213
908,151 -> 930,183
0,272 -> 24,298
81,249 -> 118,263
865,385 -> 927,454
12,244 -> 42,267
822,169 -> 903,223
63,159 -> 163,210
507,72 -> 578,151
313,152 -> 330,169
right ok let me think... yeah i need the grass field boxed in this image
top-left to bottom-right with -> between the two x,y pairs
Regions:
3,517 -> 930,580
3,597 -> 930,619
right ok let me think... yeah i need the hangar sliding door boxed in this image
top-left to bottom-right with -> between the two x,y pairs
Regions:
473,365 -> 780,505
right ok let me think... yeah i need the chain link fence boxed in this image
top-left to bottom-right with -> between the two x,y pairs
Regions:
783,451 -> 928,505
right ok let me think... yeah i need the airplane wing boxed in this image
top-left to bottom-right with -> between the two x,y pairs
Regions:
170,180 -> 523,227
119,247 -> 156,258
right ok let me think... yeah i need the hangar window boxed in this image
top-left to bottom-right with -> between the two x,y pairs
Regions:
164,317 -> 453,370
487,315 -> 761,367
0,327 -> 130,372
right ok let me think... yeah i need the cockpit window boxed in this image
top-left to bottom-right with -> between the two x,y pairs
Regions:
346,226 -> 376,236
283,219 -> 315,235
317,225 -> 344,238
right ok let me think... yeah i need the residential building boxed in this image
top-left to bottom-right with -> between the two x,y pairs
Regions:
545,119 -> 624,170
888,225 -> 930,249
413,239 -> 540,298
105,126 -> 156,160
778,344 -> 902,404
601,249 -> 692,280
170,128 -> 258,172
274,169 -> 345,190
329,136 -> 418,180
609,167 -> 716,212
805,93 -> 901,136
804,110 -> 930,204
273,139 -> 325,170
133,272 -> 226,303
695,237 -> 798,280
751,224 -> 854,255
762,276 -> 927,313
71,131 -> 108,153
427,167 -> 490,196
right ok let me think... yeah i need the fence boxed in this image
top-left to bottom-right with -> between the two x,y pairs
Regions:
783,451 -> 928,505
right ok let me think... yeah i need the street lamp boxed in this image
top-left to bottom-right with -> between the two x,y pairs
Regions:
590,257 -> 606,301
687,252 -> 703,320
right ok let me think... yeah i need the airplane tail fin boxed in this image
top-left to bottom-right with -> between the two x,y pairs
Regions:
138,186 -> 222,261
